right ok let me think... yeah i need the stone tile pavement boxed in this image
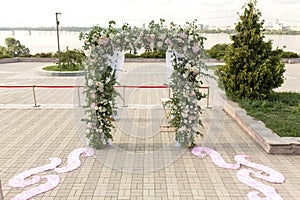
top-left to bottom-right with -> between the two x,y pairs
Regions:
0,62 -> 300,199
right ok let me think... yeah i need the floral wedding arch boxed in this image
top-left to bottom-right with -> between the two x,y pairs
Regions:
80,19 -> 208,149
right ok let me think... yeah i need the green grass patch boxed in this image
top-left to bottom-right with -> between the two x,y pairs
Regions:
43,65 -> 81,71
234,92 -> 300,137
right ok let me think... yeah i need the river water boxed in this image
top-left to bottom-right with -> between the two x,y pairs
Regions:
0,30 -> 300,54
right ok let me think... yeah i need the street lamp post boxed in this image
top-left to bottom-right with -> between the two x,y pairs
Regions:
56,12 -> 61,71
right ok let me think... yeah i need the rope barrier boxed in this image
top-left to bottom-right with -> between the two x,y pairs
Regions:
0,85 -> 210,107
35,86 -> 79,89
0,86 -> 32,88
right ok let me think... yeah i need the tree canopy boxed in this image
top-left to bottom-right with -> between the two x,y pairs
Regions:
0,38 -> 30,57
219,0 -> 285,100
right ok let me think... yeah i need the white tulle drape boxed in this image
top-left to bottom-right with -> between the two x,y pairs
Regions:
107,50 -> 125,80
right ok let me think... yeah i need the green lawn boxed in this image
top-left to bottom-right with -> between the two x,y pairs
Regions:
43,65 -> 81,71
208,64 -> 300,137
234,92 -> 300,137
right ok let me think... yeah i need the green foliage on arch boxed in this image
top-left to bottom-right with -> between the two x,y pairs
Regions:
80,19 -> 208,149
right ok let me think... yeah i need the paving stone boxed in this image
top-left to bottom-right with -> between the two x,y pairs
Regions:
1,62 -> 300,199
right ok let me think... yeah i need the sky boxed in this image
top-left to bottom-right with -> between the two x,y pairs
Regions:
1,0 -> 300,27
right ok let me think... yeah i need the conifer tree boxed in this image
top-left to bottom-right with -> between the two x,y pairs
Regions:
220,0 -> 285,99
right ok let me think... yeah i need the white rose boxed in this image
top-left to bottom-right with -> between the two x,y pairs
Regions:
185,63 -> 192,69
109,34 -> 115,39
88,79 -> 94,86
177,38 -> 183,43
97,38 -> 102,44
92,37 -> 97,43
159,33 -> 166,40
157,41 -> 163,48
96,82 -> 103,88
150,33 -> 155,39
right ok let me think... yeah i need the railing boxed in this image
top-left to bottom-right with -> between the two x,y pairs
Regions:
0,85 -> 210,108
0,85 -> 82,107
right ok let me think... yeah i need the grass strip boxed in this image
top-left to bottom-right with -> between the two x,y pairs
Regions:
234,92 -> 300,137
43,65 -> 80,71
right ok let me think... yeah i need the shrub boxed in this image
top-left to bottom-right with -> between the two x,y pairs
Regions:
34,52 -> 55,58
19,54 -> 33,58
59,48 -> 86,71
219,0 -> 285,100
280,51 -> 299,58
0,45 -> 8,56
125,53 -> 140,58
207,43 -> 230,60
140,49 -> 166,58
0,54 -> 12,59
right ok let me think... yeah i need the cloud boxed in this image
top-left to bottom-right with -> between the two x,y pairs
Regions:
200,0 -> 233,6
272,0 -> 300,4
1,0 -> 299,27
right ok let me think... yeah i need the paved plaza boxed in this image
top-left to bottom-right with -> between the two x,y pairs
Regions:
0,62 -> 300,199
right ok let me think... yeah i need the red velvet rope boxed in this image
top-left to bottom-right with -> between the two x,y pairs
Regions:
0,86 -> 32,88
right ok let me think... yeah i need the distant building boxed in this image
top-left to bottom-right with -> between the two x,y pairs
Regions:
198,24 -> 204,30
265,19 -> 283,31
204,25 -> 219,30
203,25 -> 230,31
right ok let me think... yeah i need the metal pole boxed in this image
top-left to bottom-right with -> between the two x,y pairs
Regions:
207,87 -> 210,108
77,86 -> 81,107
32,85 -> 39,107
56,12 -> 61,72
122,85 -> 126,107
0,180 -> 3,200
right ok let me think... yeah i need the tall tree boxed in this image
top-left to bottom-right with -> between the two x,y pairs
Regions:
5,38 -> 30,57
220,0 -> 285,99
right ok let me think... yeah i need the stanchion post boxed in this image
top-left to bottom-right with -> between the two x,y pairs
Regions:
207,87 -> 210,108
32,85 -> 39,107
77,86 -> 81,107
122,85 -> 126,107
0,179 -> 3,200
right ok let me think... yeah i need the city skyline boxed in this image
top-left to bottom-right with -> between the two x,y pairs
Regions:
1,0 -> 300,27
